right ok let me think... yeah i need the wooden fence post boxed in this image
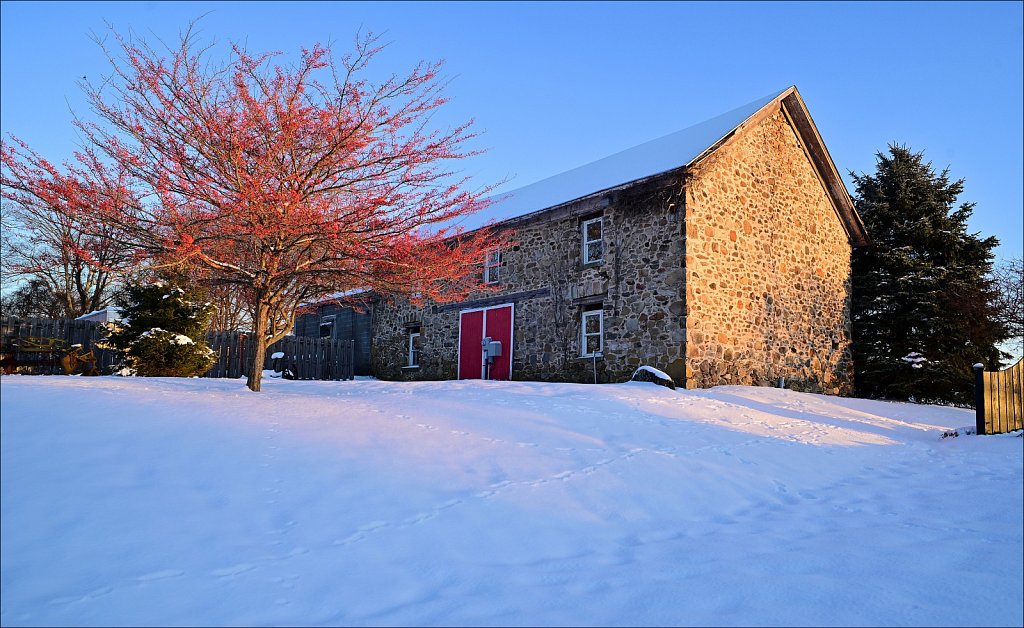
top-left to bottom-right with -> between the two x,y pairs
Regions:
974,363 -> 986,436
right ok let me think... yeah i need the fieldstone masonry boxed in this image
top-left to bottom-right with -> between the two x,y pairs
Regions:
684,108 -> 853,394
373,176 -> 688,383
372,100 -> 856,394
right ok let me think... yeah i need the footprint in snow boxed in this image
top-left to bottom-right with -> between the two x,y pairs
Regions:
264,547 -> 310,561
137,569 -> 185,582
48,595 -> 85,606
211,563 -> 257,578
401,512 -> 436,525
332,533 -> 365,545
271,574 -> 300,590
47,586 -> 115,606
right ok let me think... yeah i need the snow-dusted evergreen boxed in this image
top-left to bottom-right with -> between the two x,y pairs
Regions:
851,145 -> 1007,405
100,281 -> 215,377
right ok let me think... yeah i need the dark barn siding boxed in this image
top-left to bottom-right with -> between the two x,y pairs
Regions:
296,303 -> 373,375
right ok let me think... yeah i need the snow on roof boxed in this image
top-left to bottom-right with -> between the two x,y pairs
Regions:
448,87 -> 791,233
74,306 -> 122,322
299,287 -> 371,309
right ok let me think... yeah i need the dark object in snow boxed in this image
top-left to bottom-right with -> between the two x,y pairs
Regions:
631,365 -> 676,390
282,365 -> 298,380
941,426 -> 977,439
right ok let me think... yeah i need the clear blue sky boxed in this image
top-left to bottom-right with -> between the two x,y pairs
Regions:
2,1 -> 1022,262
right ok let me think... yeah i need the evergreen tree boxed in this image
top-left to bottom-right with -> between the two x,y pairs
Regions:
850,145 -> 1007,405
102,280 -> 216,377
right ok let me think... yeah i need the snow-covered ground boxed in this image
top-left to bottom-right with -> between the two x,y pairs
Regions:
1,375 -> 1021,627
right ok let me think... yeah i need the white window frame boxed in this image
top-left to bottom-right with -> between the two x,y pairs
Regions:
484,249 -> 502,284
581,309 -> 604,357
407,328 -> 421,367
582,216 -> 604,264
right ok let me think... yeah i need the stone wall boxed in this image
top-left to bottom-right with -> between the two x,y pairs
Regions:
372,175 -> 689,383
683,105 -> 854,394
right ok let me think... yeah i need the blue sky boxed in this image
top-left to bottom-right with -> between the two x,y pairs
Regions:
2,1 -> 1022,262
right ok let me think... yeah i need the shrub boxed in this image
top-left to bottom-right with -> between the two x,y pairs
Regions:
126,328 -> 216,377
101,280 -> 217,377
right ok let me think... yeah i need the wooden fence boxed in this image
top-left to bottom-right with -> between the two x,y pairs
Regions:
1,317 -> 354,382
1,317 -> 119,374
974,359 -> 1024,435
205,332 -> 354,381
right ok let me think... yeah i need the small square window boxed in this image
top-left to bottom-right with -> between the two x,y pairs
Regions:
319,315 -> 336,338
582,217 -> 603,264
581,309 -> 603,357
408,326 -> 422,367
484,249 -> 502,284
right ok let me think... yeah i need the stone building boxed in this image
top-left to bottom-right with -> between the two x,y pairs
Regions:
334,86 -> 868,393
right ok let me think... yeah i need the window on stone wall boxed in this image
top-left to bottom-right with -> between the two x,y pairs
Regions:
484,249 -> 502,284
581,308 -> 603,357
319,314 -> 335,338
582,216 -> 603,264
407,326 -> 422,367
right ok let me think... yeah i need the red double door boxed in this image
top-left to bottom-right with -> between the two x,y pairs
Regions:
458,304 -> 513,380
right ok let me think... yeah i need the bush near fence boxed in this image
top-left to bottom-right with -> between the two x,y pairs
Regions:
1,318 -> 353,381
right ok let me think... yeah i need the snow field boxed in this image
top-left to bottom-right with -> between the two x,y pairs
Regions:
1,376 -> 1021,626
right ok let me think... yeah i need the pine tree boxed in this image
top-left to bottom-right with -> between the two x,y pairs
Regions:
102,281 -> 216,377
850,145 -> 1007,405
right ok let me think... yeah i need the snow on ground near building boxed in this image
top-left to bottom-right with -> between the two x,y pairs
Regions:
1,376 -> 1021,627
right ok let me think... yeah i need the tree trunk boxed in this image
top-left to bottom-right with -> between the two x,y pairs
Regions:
245,300 -> 270,392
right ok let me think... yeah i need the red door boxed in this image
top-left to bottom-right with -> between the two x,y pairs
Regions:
458,304 -> 513,380
483,305 -> 513,381
458,309 -> 484,380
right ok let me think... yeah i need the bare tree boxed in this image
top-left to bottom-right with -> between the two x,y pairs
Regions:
1,143 -> 138,318
992,256 -> 1023,359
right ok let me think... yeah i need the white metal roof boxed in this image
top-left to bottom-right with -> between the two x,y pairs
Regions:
448,87 -> 791,232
